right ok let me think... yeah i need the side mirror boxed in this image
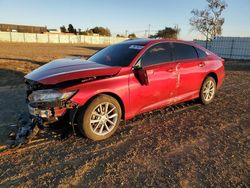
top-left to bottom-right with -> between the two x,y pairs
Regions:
133,66 -> 149,86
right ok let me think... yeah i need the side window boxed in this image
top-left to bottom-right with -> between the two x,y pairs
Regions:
172,43 -> 198,60
141,43 -> 173,67
195,47 -> 207,58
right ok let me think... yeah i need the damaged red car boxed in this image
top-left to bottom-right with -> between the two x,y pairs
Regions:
24,39 -> 225,141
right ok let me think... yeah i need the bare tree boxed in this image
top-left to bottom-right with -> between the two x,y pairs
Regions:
190,0 -> 227,46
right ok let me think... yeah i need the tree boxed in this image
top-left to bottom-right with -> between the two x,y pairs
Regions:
60,25 -> 66,33
128,33 -> 137,39
82,29 -> 92,35
116,34 -> 125,38
83,27 -> 111,36
68,24 -> 75,33
151,27 -> 180,39
92,27 -> 111,36
81,27 -> 111,36
190,0 -> 227,45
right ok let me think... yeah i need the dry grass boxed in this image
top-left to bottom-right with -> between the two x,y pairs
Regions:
0,42 -> 249,187
0,42 -> 105,86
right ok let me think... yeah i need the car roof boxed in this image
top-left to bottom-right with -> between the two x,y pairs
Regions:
121,38 -> 197,46
121,39 -> 153,45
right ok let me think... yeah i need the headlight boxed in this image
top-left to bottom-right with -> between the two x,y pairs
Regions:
28,89 -> 76,103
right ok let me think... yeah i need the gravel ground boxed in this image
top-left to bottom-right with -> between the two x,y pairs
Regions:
0,43 -> 249,187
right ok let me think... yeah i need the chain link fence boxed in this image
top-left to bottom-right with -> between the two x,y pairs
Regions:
194,37 -> 250,60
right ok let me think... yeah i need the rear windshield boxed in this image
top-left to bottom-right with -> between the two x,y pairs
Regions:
88,43 -> 144,67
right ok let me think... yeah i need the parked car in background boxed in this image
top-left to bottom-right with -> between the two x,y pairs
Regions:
24,39 -> 225,140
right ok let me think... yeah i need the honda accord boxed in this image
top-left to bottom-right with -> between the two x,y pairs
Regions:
24,39 -> 225,140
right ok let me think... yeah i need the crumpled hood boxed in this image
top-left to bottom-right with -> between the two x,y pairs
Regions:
25,58 -> 121,85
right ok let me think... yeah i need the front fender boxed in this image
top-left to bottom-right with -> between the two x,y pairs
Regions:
64,75 -> 130,117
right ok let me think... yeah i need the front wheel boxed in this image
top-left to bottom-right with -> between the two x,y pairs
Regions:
78,95 -> 122,141
200,76 -> 217,105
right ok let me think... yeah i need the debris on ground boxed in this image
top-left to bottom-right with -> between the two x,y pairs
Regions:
7,113 -> 41,147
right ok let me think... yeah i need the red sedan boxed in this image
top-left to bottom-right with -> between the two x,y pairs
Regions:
25,39 -> 225,140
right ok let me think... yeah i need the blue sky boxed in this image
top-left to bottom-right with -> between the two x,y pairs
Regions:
0,0 -> 249,40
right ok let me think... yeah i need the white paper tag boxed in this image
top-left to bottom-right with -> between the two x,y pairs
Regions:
129,45 -> 144,50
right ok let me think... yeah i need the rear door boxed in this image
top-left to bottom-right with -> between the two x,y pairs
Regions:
172,42 -> 206,101
129,42 -> 178,115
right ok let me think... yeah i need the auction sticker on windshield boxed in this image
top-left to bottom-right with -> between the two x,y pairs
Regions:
129,45 -> 144,50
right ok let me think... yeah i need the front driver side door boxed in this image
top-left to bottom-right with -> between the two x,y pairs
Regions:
128,42 -> 178,116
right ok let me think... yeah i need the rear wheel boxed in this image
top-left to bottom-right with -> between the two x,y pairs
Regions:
78,95 -> 121,141
200,76 -> 216,105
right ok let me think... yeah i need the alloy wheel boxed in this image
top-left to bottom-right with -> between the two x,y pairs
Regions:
202,80 -> 215,102
90,102 -> 118,136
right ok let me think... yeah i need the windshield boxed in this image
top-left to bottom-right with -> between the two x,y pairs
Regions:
88,43 -> 144,67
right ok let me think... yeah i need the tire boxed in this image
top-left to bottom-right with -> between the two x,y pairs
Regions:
78,94 -> 122,141
200,76 -> 217,105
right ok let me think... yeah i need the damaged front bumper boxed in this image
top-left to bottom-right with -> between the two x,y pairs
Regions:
25,79 -> 78,122
28,104 -> 69,123
26,97 -> 79,130
9,102 -> 78,147
8,80 -> 80,147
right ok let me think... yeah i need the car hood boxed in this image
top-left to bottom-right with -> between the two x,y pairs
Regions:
25,58 -> 121,85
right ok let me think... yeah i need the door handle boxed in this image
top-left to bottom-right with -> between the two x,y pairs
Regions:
199,62 -> 205,67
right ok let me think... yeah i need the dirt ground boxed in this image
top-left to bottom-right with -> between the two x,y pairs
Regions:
0,43 -> 249,187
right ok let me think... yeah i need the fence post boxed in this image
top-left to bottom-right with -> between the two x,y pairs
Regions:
9,32 -> 12,42
23,33 -> 25,42
36,33 -> 38,43
230,39 -> 234,59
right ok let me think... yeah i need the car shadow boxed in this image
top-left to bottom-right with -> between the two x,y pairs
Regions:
0,69 -> 27,148
27,100 -> 201,145
0,68 -> 25,86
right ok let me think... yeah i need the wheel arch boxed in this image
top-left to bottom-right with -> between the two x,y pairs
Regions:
205,72 -> 218,85
76,92 -> 125,121
101,92 -> 125,120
